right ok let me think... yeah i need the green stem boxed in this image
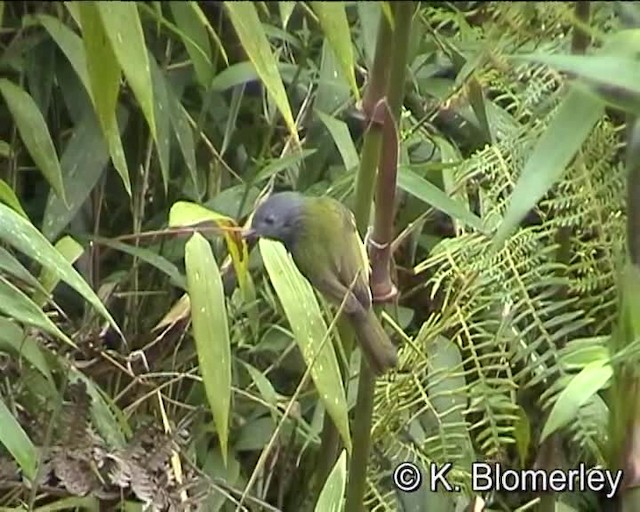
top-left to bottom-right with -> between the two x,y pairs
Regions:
345,4 -> 414,510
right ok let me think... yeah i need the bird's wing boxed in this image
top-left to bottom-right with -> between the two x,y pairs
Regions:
331,200 -> 372,311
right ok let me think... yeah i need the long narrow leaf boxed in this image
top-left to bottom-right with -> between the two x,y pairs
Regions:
185,233 -> 232,464
0,202 -> 122,337
96,2 -> 156,139
492,87 -> 604,249
224,2 -> 299,144
0,80 -> 66,203
259,239 -> 351,452
0,398 -> 37,479
310,2 -> 359,100
77,3 -> 131,195
314,449 -> 347,512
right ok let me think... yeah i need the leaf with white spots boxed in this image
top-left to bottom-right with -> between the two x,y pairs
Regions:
0,202 -> 122,338
259,239 -> 351,452
314,449 -> 347,512
96,2 -> 156,139
185,233 -> 232,464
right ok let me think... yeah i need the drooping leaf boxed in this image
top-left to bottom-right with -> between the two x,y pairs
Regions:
492,87 -> 604,249
0,202 -> 122,337
0,277 -> 74,348
398,166 -> 485,232
169,201 -> 250,296
0,318 -> 53,383
36,236 -> 84,307
259,239 -> 351,452
0,398 -> 37,479
541,360 -> 612,442
0,79 -> 66,203
224,2 -> 299,144
310,2 -> 359,100
77,3 -> 131,195
42,105 -> 116,241
0,178 -> 28,218
96,2 -> 156,139
169,2 -> 213,87
316,110 -> 359,171
185,233 -> 232,463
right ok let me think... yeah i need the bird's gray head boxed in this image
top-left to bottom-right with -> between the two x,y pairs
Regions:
248,192 -> 304,250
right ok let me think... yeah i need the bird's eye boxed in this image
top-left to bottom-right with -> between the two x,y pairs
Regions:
264,214 -> 275,225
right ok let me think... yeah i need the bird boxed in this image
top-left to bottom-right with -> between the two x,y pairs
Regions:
245,191 -> 398,375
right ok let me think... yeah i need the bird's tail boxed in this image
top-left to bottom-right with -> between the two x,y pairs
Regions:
350,307 -> 397,375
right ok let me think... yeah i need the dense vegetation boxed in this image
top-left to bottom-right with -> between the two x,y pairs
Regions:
0,1 -> 639,511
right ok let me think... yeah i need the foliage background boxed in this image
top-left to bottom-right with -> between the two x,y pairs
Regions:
0,1 -> 634,511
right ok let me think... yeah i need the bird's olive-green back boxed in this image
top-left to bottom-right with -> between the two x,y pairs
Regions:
290,196 -> 371,310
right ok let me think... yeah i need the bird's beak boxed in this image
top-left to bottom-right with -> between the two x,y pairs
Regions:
241,227 -> 256,240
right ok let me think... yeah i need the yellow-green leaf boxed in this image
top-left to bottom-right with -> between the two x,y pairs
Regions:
0,79 -> 66,203
0,178 -> 28,218
224,2 -> 299,144
259,239 -> 351,452
77,3 -> 131,195
169,201 -> 249,294
185,233 -> 231,464
36,235 -> 84,307
96,2 -> 156,139
310,2 -> 359,100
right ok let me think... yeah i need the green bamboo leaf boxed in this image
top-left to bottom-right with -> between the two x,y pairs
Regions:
314,449 -> 347,512
169,2 -> 213,87
96,2 -> 156,139
167,91 -> 198,193
279,2 -> 296,28
36,236 -> 84,308
541,360 -> 612,442
42,105 -> 116,241
310,2 -> 359,100
37,15 -> 130,195
316,110 -> 359,171
148,52 -> 171,191
0,202 -> 122,338
259,239 -> 351,452
492,87 -> 604,249
398,166 -> 485,232
185,233 -> 231,464
0,178 -> 28,218
0,79 -> 66,203
0,318 -> 53,383
224,2 -> 299,144
87,235 -> 187,290
0,277 -> 74,348
254,149 -> 317,182
77,4 -> 131,195
0,398 -> 37,479
0,247 -> 43,293
517,54 -> 640,97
